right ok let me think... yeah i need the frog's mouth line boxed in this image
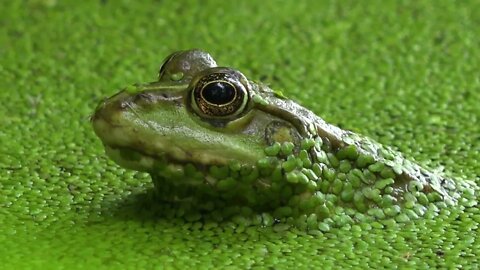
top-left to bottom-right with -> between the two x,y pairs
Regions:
103,144 -> 213,174
93,113 -> 241,172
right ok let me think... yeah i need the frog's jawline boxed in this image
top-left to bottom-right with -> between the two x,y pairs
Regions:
104,144 -> 222,173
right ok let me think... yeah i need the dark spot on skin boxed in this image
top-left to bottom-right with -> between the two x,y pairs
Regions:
134,93 -> 154,103
436,250 -> 445,257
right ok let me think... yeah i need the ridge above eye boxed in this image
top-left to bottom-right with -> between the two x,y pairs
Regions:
157,49 -> 218,83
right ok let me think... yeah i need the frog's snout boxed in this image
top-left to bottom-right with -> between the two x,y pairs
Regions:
92,91 -> 131,122
91,90 -> 135,145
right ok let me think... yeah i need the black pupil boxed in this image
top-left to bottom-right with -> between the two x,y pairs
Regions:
202,81 -> 236,105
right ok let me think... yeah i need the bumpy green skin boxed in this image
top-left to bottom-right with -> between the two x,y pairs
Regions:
3,1 -> 480,268
92,50 -> 471,231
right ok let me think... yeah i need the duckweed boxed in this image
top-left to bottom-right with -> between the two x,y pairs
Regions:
2,0 -> 480,269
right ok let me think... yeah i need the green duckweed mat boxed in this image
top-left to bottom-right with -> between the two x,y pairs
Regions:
1,0 -> 480,269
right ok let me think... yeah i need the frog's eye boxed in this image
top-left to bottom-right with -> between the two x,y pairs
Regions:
190,70 -> 250,118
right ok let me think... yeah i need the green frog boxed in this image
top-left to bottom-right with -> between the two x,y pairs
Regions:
92,49 -> 462,229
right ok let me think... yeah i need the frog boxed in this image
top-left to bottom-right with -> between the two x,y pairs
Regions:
91,49 -> 464,229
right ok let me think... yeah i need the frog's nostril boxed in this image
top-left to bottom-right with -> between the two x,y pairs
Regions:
119,101 -> 130,110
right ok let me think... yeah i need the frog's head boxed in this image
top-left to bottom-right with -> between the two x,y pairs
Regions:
92,49 -> 311,174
